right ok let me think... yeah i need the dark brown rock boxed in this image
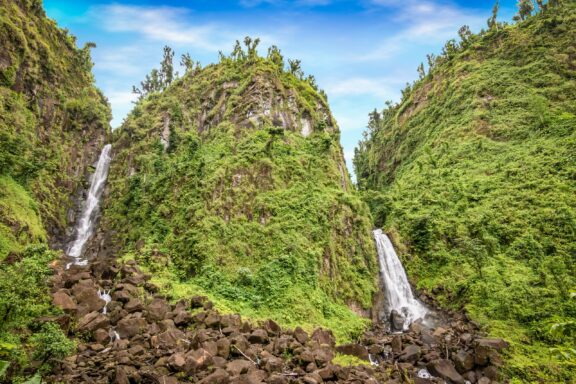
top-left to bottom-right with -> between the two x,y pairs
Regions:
146,298 -> 171,322
226,359 -> 253,376
77,311 -> 109,333
453,350 -> 475,373
294,327 -> 309,345
199,368 -> 229,384
310,328 -> 335,348
335,343 -> 369,361
124,298 -> 144,313
248,329 -> 268,344
53,290 -> 77,312
185,348 -> 212,372
116,315 -> 147,339
391,335 -> 403,353
427,359 -> 466,384
398,344 -> 421,363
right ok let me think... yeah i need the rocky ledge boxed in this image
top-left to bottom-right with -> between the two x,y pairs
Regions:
46,260 -> 507,383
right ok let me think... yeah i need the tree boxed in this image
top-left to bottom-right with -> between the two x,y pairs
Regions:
458,25 -> 472,46
487,1 -> 499,30
132,46 -> 176,100
267,45 -> 284,69
417,62 -> 425,80
517,0 -> 534,20
288,59 -> 304,79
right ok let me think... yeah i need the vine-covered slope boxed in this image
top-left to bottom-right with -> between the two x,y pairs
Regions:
0,0 -> 111,258
354,3 -> 575,381
102,50 -> 378,340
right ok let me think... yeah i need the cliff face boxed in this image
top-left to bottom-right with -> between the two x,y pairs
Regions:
354,3 -> 576,381
0,0 -> 111,258
102,54 -> 378,339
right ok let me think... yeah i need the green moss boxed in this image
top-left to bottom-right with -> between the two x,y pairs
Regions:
354,3 -> 576,382
332,353 -> 371,367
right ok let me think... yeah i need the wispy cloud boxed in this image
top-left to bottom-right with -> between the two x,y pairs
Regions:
91,4 -> 280,51
326,77 -> 401,99
358,0 -> 485,61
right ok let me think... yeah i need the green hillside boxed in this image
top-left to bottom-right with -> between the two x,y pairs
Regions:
101,43 -> 378,340
354,2 -> 576,381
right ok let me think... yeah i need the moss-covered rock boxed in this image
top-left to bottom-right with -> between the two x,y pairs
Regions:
354,3 -> 576,381
102,52 -> 378,341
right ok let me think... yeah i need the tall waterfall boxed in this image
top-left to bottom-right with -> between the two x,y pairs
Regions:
373,229 -> 427,330
67,144 -> 112,262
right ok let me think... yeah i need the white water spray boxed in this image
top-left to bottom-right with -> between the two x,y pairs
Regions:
373,229 -> 427,330
98,289 -> 112,314
67,144 -> 112,263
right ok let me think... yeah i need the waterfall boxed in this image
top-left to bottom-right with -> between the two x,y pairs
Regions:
67,144 -> 112,262
373,229 -> 427,330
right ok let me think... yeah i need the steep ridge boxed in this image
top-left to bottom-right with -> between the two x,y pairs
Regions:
99,47 -> 378,339
354,3 -> 576,381
0,0 -> 110,379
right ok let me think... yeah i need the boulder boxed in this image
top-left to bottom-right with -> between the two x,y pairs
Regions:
151,328 -> 186,349
168,352 -> 187,371
453,350 -> 475,373
248,329 -> 269,344
146,298 -> 171,322
226,359 -> 253,376
217,338 -> 231,359
116,315 -> 147,339
398,344 -> 421,363
52,290 -> 77,312
427,359 -> 466,384
335,343 -> 369,361
199,368 -> 230,384
390,309 -> 405,332
391,335 -> 403,353
294,327 -> 309,345
185,348 -> 212,372
77,311 -> 109,333
476,338 -> 509,351
124,298 -> 144,313
310,328 -> 335,348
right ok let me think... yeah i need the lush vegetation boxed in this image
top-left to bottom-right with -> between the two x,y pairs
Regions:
0,245 -> 74,382
103,40 -> 378,341
354,2 -> 576,381
0,0 -> 111,260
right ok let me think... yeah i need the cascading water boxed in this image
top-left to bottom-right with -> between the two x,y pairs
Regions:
67,144 -> 112,265
373,229 -> 427,331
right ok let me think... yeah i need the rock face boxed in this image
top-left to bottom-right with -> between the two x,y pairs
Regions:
101,48 -> 378,329
47,259 -> 506,384
0,0 -> 111,258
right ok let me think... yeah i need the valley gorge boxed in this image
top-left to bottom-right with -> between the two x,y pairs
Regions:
0,0 -> 574,383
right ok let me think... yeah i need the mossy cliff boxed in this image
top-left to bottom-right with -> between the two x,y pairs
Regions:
101,49 -> 378,340
354,3 -> 575,381
0,0 -> 111,258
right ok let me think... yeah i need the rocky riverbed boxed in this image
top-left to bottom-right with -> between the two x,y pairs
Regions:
46,259 -> 507,383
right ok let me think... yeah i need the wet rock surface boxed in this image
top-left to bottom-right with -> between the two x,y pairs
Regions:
47,260 -> 507,383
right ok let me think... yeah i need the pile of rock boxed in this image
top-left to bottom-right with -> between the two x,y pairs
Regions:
46,260 -> 507,384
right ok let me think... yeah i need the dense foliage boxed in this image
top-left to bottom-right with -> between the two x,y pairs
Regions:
103,42 -> 378,341
0,245 -> 73,382
0,0 -> 111,259
354,2 -> 576,381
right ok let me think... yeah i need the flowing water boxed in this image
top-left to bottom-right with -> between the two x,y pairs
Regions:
373,229 -> 427,330
67,144 -> 112,263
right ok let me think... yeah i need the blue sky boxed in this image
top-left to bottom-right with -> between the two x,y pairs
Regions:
44,0 -> 518,174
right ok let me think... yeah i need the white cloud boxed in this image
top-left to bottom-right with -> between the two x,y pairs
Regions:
358,0 -> 485,61
326,77 -> 400,99
92,5 -> 251,51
